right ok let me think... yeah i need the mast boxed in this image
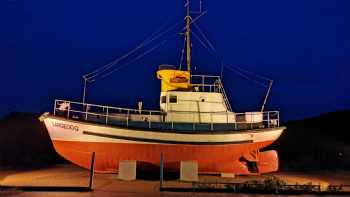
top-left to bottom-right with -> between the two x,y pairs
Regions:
260,80 -> 273,112
185,0 -> 192,72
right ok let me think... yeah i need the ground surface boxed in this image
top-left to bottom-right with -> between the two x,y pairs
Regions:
0,164 -> 349,196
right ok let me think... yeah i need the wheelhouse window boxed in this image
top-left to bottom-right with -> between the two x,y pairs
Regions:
161,96 -> 167,103
169,95 -> 177,103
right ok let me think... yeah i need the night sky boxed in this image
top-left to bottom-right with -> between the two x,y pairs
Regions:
1,0 -> 349,121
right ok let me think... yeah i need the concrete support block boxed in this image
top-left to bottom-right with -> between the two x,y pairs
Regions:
221,173 -> 235,178
118,160 -> 136,181
180,161 -> 198,182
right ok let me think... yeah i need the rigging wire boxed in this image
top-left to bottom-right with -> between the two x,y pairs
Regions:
220,61 -> 225,80
225,64 -> 274,111
191,21 -> 226,79
190,25 -> 220,60
193,22 -> 225,80
86,23 -> 179,81
190,24 -> 226,81
191,31 -> 211,52
179,35 -> 186,70
186,17 -> 274,111
189,21 -> 272,87
87,10 -> 206,79
229,64 -> 271,82
89,39 -> 170,82
224,65 -> 269,88
191,21 -> 272,88
84,21 -> 181,81
181,10 -> 207,32
193,22 -> 216,53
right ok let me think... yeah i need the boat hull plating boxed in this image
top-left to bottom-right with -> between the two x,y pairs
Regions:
44,116 -> 285,174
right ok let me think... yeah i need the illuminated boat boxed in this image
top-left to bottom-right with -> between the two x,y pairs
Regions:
40,1 -> 285,175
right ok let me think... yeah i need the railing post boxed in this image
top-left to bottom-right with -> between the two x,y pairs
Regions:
250,112 -> 253,130
106,107 -> 109,124
277,111 -> 280,127
170,112 -> 174,130
267,111 -> 270,128
149,111 -> 152,129
67,102 -> 70,119
126,109 -> 129,127
202,76 -> 205,92
210,112 -> 213,131
234,113 -> 237,130
85,104 -> 89,121
54,100 -> 57,116
193,112 -> 195,131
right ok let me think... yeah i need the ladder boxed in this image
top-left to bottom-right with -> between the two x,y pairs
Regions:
217,79 -> 232,112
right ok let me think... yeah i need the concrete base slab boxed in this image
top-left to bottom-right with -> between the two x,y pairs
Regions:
180,161 -> 198,182
1,164 -> 350,195
118,160 -> 136,181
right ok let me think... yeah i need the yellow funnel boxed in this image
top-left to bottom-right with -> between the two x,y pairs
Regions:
157,69 -> 190,92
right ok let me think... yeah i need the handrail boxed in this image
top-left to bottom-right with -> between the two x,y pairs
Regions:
191,74 -> 220,78
56,99 -> 278,116
190,83 -> 219,87
66,110 -> 278,124
54,99 -> 280,131
56,99 -> 161,114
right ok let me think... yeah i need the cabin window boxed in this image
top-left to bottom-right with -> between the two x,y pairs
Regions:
169,95 -> 177,103
161,96 -> 167,103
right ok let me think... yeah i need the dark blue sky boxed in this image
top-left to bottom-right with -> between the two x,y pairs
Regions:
1,0 -> 349,121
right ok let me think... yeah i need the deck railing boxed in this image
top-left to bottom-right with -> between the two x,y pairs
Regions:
190,75 -> 232,111
53,99 -> 279,131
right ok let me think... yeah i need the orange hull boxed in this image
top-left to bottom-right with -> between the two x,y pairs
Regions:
52,140 -> 278,174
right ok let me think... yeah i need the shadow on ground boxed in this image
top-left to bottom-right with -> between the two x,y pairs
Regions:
0,112 -> 65,169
